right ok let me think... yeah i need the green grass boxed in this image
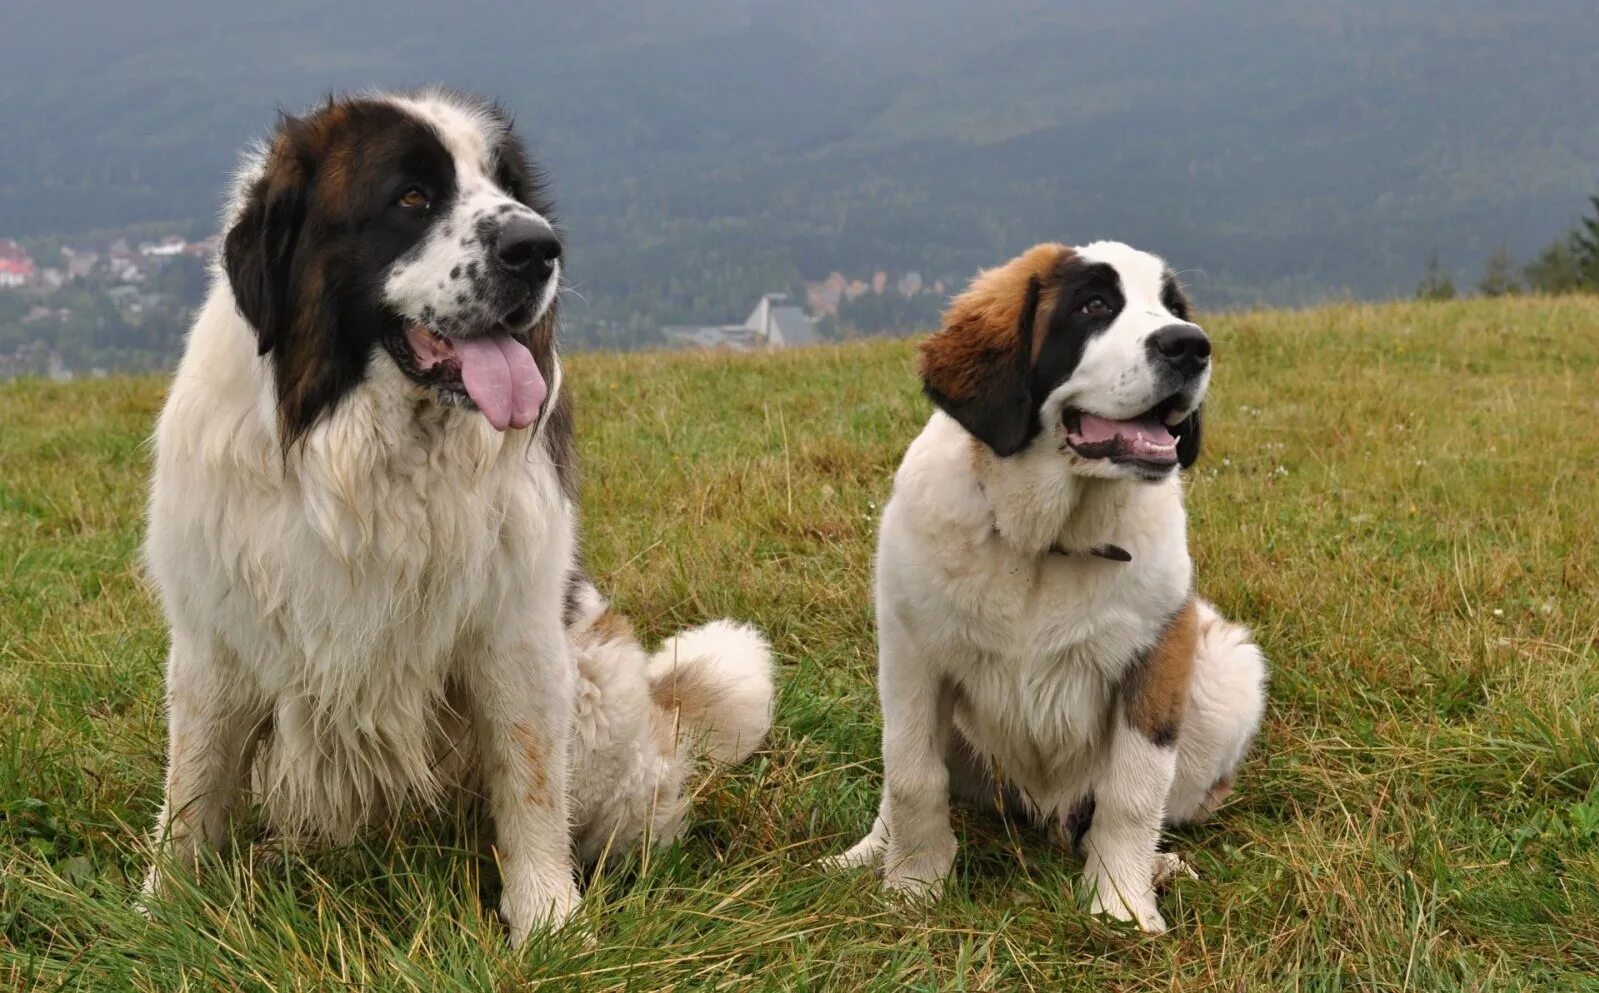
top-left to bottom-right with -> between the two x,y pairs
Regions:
3,296 -> 1598,991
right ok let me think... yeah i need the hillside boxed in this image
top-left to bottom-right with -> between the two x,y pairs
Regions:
2,0 -> 1598,347
3,296 -> 1599,988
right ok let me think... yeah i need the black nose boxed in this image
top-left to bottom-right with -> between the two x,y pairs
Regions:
494,216 -> 562,279
1148,323 -> 1211,376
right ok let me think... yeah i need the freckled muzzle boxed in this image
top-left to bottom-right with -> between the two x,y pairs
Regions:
386,214 -> 562,432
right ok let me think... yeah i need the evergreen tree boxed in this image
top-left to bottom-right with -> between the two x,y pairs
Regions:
1525,194 -> 1599,293
1416,249 -> 1456,300
1477,246 -> 1520,296
1522,235 -> 1583,293
1574,195 -> 1599,287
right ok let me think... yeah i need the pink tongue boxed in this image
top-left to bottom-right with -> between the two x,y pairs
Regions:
455,335 -> 547,431
1074,414 -> 1177,459
1074,414 -> 1175,446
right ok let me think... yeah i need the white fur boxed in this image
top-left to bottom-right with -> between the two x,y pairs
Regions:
830,244 -> 1266,933
380,91 -> 562,339
141,92 -> 774,946
1065,241 -> 1208,423
650,620 -> 777,766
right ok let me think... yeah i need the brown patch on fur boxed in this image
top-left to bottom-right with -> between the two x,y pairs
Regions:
918,242 -> 1070,404
1200,776 -> 1234,816
650,661 -> 723,728
587,609 -> 635,644
224,95 -> 526,446
1121,600 -> 1199,747
508,722 -> 550,805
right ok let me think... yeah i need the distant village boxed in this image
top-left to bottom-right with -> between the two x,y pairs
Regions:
666,270 -> 948,351
0,233 -> 218,380
1,226 -> 951,375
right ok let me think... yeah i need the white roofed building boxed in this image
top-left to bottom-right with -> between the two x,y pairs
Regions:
663,293 -> 820,350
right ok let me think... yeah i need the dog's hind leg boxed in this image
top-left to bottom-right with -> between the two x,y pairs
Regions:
1164,601 -> 1267,827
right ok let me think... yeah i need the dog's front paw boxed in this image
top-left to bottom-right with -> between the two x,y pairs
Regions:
881,840 -> 955,902
820,821 -> 890,873
1088,874 -> 1167,934
499,870 -> 582,948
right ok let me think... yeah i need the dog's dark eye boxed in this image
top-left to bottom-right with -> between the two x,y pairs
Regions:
1080,296 -> 1113,317
397,187 -> 430,210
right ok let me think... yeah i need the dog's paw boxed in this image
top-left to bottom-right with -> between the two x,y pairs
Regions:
1088,875 -> 1167,934
1151,851 -> 1198,890
882,868 -> 946,903
499,873 -> 582,948
818,828 -> 889,873
881,842 -> 954,903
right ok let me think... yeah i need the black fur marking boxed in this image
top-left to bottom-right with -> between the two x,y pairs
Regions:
224,100 -> 460,444
928,258 -> 1127,457
1062,794 -> 1096,853
560,565 -> 589,627
1176,406 -> 1203,468
1161,272 -> 1191,322
1029,260 -> 1124,422
1145,717 -> 1179,748
223,92 -> 567,446
923,276 -> 1042,457
1046,542 -> 1133,562
541,386 -> 578,501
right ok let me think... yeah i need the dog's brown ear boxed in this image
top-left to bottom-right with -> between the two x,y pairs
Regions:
225,118 -> 311,358
918,243 -> 1067,456
225,116 -> 359,446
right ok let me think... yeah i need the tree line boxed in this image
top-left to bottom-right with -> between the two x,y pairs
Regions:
1418,196 -> 1599,300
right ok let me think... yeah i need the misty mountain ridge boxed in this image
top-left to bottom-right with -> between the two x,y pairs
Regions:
2,0 -> 1596,346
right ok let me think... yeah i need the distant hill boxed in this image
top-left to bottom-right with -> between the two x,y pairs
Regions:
3,0 -> 1597,345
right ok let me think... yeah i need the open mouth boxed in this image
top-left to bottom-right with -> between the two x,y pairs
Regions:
1063,395 -> 1188,469
398,324 -> 546,431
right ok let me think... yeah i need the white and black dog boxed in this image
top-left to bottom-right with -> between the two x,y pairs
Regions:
828,242 -> 1266,932
142,89 -> 773,944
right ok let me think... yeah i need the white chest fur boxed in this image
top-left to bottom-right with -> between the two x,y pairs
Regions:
145,294 -> 572,836
877,414 -> 1192,803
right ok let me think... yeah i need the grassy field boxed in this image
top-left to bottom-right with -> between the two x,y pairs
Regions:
2,296 -> 1598,991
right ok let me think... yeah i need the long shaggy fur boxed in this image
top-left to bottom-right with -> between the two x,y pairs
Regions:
142,89 -> 774,943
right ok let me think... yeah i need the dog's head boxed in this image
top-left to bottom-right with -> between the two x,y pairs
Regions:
223,89 -> 562,443
920,241 -> 1207,480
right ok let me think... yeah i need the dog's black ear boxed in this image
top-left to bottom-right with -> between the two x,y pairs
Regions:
921,277 -> 1039,456
224,120 -> 309,357
919,244 -> 1068,457
1176,405 -> 1203,468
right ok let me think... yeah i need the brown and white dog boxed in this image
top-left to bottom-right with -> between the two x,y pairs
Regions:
141,89 -> 773,944
828,242 -> 1266,932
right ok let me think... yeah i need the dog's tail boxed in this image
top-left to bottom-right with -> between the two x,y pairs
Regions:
648,620 -> 774,765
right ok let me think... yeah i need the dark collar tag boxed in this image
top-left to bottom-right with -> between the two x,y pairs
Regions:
1046,542 -> 1133,562
1090,544 -> 1133,562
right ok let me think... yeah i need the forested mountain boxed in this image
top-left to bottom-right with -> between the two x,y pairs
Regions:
2,1 -> 1596,348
